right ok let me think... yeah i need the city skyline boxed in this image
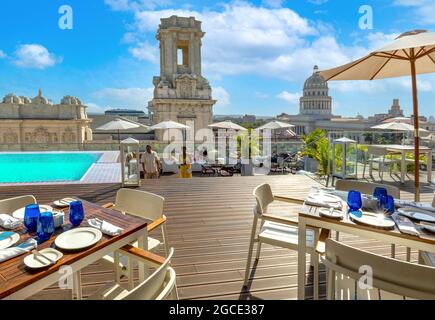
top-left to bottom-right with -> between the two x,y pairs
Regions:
1,0 -> 435,118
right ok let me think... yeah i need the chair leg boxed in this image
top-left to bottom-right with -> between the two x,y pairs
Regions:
171,283 -> 179,300
162,224 -> 170,257
327,269 -> 335,300
312,253 -> 319,300
127,256 -> 134,290
391,244 -> 396,259
406,247 -> 411,262
255,242 -> 262,260
243,217 -> 258,286
114,251 -> 121,284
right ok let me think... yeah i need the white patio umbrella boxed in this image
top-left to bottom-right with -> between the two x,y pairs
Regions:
150,120 -> 190,144
209,120 -> 248,131
256,121 -> 296,153
320,29 -> 435,201
371,122 -> 428,132
96,118 -> 147,143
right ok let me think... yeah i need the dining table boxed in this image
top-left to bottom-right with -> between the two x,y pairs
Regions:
0,199 -> 148,300
369,144 -> 432,184
296,187 -> 435,300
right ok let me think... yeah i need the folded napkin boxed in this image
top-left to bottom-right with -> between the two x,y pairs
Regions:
0,238 -> 37,263
87,218 -> 123,236
0,214 -> 22,230
395,200 -> 435,213
391,213 -> 420,237
305,191 -> 343,209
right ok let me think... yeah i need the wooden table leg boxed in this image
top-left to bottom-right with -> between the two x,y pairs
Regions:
73,271 -> 82,300
298,218 -> 307,300
137,228 -> 149,283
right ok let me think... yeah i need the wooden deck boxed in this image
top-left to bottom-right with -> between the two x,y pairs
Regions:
0,173 -> 433,300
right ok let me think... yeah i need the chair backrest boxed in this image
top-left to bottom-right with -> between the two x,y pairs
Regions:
114,188 -> 164,221
367,145 -> 388,157
253,184 -> 274,215
324,239 -> 435,300
335,180 -> 400,199
122,248 -> 176,300
0,195 -> 36,214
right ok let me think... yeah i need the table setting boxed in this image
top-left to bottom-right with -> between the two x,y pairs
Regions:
0,197 -> 125,270
305,186 -> 435,235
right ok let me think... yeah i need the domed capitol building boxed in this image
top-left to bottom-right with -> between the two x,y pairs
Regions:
0,89 -> 92,145
278,66 -> 407,140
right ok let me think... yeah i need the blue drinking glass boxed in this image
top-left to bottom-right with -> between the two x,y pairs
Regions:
373,187 -> 388,200
37,211 -> 55,242
347,190 -> 362,213
69,201 -> 84,227
24,204 -> 40,232
381,195 -> 395,215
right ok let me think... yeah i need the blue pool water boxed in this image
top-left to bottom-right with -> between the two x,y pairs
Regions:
0,153 -> 102,183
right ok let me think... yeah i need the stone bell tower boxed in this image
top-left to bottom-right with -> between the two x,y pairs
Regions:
148,16 -> 216,141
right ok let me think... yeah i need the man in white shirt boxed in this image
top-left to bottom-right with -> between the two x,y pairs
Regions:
140,145 -> 160,179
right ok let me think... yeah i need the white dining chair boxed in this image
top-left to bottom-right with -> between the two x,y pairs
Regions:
334,180 -> 407,260
363,146 -> 399,182
0,195 -> 36,213
88,247 -> 178,300
243,183 -> 320,299
323,238 -> 435,300
101,189 -> 170,287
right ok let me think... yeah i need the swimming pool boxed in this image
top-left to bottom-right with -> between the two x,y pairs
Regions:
0,152 -> 103,183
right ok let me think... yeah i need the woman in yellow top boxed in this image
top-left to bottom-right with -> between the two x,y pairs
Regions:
179,146 -> 193,179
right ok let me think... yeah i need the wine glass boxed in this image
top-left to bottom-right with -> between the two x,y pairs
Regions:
24,204 -> 40,232
37,211 -> 55,242
69,201 -> 84,227
347,190 -> 362,217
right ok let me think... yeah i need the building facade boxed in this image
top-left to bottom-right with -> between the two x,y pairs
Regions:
148,16 -> 216,140
0,90 -> 92,145
277,66 -> 410,141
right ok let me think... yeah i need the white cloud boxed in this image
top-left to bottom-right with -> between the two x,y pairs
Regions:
213,86 -> 230,109
0,50 -> 6,59
91,87 -> 153,109
261,0 -> 285,8
128,41 -> 159,63
13,44 -> 61,69
277,91 -> 301,105
393,0 -> 435,24
84,102 -> 106,114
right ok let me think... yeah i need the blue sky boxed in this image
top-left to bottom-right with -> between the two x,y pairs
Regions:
1,0 -> 435,118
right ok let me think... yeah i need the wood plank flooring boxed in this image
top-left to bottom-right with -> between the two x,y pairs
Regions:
0,173 -> 433,300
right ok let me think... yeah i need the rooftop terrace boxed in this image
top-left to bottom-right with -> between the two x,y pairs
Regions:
0,173 -> 432,300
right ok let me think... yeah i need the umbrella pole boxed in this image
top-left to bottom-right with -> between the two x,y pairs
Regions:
411,56 -> 421,202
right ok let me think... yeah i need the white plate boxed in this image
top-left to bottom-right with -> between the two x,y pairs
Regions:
349,212 -> 396,230
55,227 -> 102,251
12,205 -> 53,220
421,222 -> 435,234
23,248 -> 63,269
319,208 -> 344,220
398,207 -> 435,223
306,193 -> 342,204
53,198 -> 77,208
0,231 -> 20,250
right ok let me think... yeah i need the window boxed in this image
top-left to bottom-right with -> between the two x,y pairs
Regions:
177,48 -> 183,65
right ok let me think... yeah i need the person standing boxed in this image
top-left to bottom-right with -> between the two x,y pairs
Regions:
141,145 -> 160,179
179,146 -> 193,179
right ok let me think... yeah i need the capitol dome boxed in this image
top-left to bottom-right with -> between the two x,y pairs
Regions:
299,65 -> 332,117
304,65 -> 328,89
